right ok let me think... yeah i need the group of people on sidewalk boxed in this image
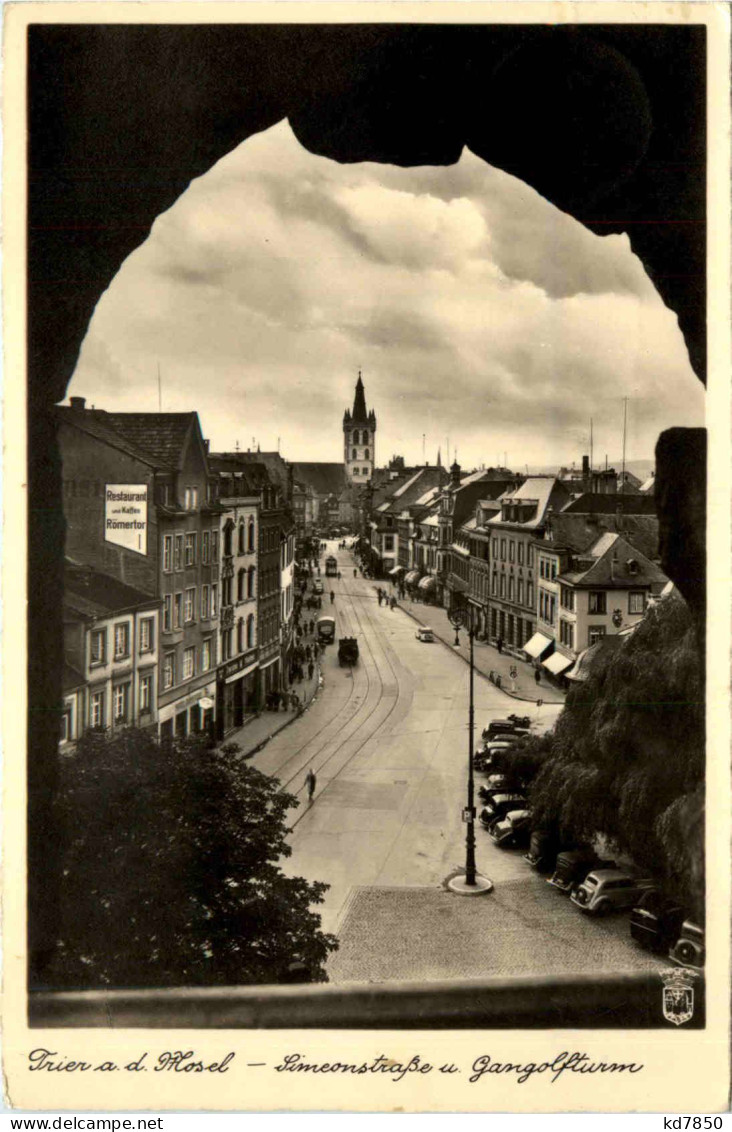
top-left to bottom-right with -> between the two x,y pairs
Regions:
376,587 -> 397,610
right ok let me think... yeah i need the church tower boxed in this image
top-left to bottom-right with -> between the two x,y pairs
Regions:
343,371 -> 376,484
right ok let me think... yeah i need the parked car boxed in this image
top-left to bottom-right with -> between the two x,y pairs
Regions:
630,890 -> 686,953
490,808 -> 532,848
524,829 -> 560,873
669,920 -> 705,970
415,626 -> 434,642
570,868 -> 657,915
482,720 -> 528,740
478,774 -> 511,802
548,848 -> 616,894
474,745 -> 521,775
479,793 -> 527,830
313,580 -> 324,594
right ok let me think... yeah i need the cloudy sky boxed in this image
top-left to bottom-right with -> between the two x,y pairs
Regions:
69,120 -> 704,469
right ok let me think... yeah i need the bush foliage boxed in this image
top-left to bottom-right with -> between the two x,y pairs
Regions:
47,728 -> 338,988
527,594 -> 704,916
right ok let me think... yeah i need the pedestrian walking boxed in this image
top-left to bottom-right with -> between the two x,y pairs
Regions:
353,568 -> 357,578
308,660 -> 314,680
290,690 -> 300,711
305,767 -> 316,803
390,595 -> 396,611
497,637 -> 503,655
534,668 -> 541,685
378,592 -> 383,606
337,570 -> 342,580
330,591 -> 335,604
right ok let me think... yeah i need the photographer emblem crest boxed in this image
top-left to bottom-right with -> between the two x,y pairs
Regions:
660,968 -> 697,1026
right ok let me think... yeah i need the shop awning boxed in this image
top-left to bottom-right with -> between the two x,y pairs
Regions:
405,570 -> 421,586
449,575 -> 469,594
418,575 -> 437,592
389,566 -> 405,577
523,632 -> 554,659
542,651 -> 574,676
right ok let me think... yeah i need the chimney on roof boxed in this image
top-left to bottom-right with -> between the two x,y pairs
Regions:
69,396 -> 86,411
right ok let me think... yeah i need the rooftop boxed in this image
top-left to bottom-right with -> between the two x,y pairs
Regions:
64,561 -> 159,619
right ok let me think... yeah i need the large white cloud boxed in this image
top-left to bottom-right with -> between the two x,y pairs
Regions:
70,120 -> 704,467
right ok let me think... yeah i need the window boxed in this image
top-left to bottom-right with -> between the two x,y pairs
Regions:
91,690 -> 105,728
211,584 -> 218,618
384,535 -> 394,551
183,646 -> 195,680
508,575 -> 515,601
509,541 -> 515,563
352,448 -> 357,459
518,542 -> 524,565
60,709 -> 71,743
184,486 -> 198,510
90,629 -> 106,665
629,591 -> 645,615
174,534 -> 184,571
517,577 -> 524,604
560,620 -> 575,649
201,638 -> 212,672
247,614 -> 255,648
224,524 -> 233,557
500,575 -> 506,598
528,545 -> 534,568
113,682 -> 129,723
248,566 -> 256,598
201,530 -> 210,564
561,585 -> 575,612
221,628 -> 233,662
363,431 -> 369,444
248,520 -> 255,552
237,568 -> 245,602
163,652 -> 176,689
588,591 -> 607,614
211,531 -> 219,564
237,619 -> 245,653
139,618 -> 154,653
201,585 -> 210,619
492,539 -> 498,560
113,622 -> 130,659
588,625 -> 607,647
184,587 -> 195,623
527,581 -> 534,608
173,593 -> 182,629
163,595 -> 172,632
139,673 -> 153,713
238,523 -> 245,555
500,539 -> 506,560
550,560 -> 557,580
365,449 -> 369,459
163,535 -> 173,572
185,532 -> 197,566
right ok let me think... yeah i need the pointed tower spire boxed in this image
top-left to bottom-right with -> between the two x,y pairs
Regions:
352,369 -> 367,422
436,446 -> 442,467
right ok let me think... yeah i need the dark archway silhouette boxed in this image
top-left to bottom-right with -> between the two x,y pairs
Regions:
27,23 -> 706,982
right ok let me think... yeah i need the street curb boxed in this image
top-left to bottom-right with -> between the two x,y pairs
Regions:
239,663 -> 323,758
397,601 -> 565,706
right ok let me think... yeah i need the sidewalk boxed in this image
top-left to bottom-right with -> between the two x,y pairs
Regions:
395,590 -> 566,706
225,658 -> 322,758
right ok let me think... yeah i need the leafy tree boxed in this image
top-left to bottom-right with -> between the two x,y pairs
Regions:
46,728 -> 338,988
528,593 -> 704,917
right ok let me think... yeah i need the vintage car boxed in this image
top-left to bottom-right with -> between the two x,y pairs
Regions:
312,580 -> 324,595
570,868 -> 657,915
316,615 -> 336,644
630,891 -> 686,953
338,637 -> 359,666
415,626 -> 435,642
523,829 -> 560,873
489,808 -> 532,848
669,920 -> 705,970
548,848 -> 616,894
479,793 -> 527,830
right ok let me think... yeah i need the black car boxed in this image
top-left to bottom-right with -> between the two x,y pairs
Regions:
479,793 -> 527,830
548,848 -> 616,893
630,890 -> 686,953
669,920 -> 705,970
490,808 -> 532,848
524,829 -> 560,873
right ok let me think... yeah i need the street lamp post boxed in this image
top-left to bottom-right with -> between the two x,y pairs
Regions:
447,602 -> 492,896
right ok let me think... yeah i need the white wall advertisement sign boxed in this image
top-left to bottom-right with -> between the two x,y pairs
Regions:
104,483 -> 148,555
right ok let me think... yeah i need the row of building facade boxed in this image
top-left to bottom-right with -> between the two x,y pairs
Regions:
58,398 -> 295,747
361,456 -> 666,680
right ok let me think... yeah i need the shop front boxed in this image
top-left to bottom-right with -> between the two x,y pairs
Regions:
159,679 -> 217,743
216,651 -> 259,737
